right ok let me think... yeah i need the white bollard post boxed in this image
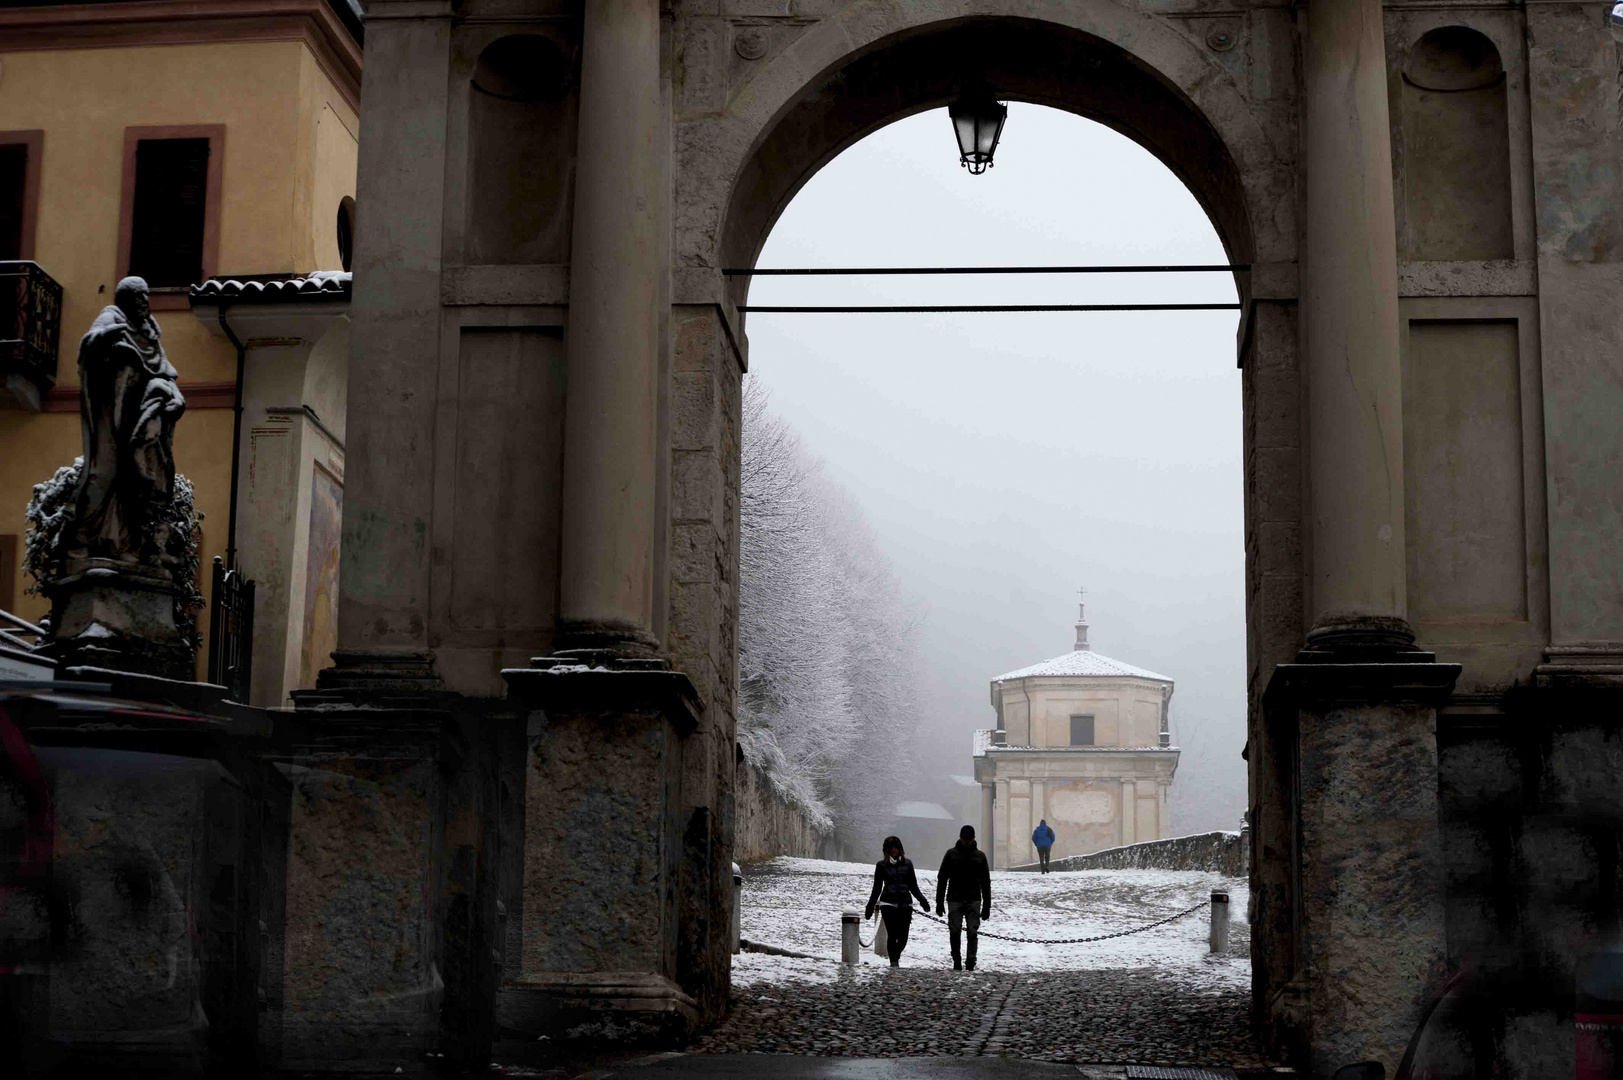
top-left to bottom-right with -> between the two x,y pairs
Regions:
1209,889 -> 1231,954
841,911 -> 862,965
732,863 -> 743,955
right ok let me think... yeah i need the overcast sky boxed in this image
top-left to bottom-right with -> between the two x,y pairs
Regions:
743,104 -> 1247,834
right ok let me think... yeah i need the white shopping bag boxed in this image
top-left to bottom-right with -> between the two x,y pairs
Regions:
871,913 -> 887,959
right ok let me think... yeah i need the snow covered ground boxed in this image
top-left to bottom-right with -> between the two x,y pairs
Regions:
733,857 -> 1250,991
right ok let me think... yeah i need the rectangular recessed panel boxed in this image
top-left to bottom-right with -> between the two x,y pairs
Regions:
1404,319 -> 1527,621
1126,1068 -> 1239,1080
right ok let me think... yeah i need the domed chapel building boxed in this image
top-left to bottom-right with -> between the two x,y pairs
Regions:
973,597 -> 1178,868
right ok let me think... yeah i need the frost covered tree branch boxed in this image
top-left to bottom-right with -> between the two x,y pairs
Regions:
737,378 -> 922,843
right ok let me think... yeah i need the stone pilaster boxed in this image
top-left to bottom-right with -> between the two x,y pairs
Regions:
555,0 -> 666,654
1030,778 -> 1046,844
993,778 -> 1009,869
980,783 -> 994,863
323,0 -> 452,689
1300,0 -> 1411,651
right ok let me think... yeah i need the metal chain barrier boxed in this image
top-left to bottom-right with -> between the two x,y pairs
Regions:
906,898 -> 1207,945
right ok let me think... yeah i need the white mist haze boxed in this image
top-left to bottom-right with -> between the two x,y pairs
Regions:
743,103 -> 1248,836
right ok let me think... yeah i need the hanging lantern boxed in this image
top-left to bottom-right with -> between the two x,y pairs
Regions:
948,91 -> 1007,174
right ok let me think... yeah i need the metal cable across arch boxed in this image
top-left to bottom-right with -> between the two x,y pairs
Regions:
904,898 -> 1208,945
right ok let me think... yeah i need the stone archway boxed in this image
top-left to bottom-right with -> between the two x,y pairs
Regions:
305,0 -> 1623,1075
672,5 -> 1307,1051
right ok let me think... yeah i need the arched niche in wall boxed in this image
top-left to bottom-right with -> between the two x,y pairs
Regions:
467,34 -> 578,265
1399,26 -> 1512,261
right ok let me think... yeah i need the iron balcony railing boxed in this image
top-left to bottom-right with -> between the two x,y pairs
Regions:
207,557 -> 255,703
0,261 -> 63,405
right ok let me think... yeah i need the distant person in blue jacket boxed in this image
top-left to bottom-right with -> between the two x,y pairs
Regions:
1032,819 -> 1056,873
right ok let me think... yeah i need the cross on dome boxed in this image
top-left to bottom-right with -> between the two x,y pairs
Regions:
1074,586 -> 1090,652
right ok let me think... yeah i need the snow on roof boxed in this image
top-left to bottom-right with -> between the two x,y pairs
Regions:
990,648 -> 1172,684
189,272 -> 352,304
895,801 -> 955,820
973,728 -> 994,757
949,774 -> 979,787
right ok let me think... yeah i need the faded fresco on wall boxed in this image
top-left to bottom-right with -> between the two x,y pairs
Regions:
1046,780 -> 1121,855
300,463 -> 341,689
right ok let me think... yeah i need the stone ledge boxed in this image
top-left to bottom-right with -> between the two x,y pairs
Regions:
502,664 -> 703,733
499,971 -> 700,1026
1264,660 -> 1461,707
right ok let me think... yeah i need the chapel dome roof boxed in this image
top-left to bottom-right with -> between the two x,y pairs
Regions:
990,649 -> 1172,684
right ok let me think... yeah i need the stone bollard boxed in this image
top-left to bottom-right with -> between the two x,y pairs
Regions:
732,863 -> 743,955
1210,890 -> 1230,953
842,911 -> 862,965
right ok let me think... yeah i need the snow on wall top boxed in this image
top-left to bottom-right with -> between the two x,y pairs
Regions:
990,648 -> 1172,684
894,801 -> 955,820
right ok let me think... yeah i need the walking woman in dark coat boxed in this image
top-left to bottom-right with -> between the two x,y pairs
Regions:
865,835 -> 934,967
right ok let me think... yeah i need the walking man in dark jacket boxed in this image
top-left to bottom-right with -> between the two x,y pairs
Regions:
936,825 -> 992,971
1032,819 -> 1056,873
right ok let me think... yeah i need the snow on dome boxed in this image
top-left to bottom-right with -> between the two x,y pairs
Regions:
990,649 -> 1172,684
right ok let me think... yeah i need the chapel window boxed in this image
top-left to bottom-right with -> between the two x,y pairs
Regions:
127,137 -> 212,288
1070,714 -> 1095,746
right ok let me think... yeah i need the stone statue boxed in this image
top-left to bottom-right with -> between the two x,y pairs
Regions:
17,276 -> 201,679
70,277 -> 187,566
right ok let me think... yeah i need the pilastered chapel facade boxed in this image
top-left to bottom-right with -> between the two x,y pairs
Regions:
975,601 -> 1178,868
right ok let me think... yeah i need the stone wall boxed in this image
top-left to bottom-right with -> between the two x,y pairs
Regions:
733,763 -> 826,863
1011,830 -> 1248,877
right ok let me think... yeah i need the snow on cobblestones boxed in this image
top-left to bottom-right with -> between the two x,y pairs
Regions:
704,858 -> 1273,1068
735,857 -> 1249,991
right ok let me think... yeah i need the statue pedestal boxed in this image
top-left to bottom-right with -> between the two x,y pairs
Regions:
46,559 -> 194,680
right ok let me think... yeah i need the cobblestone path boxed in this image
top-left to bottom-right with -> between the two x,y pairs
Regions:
694,967 -> 1276,1068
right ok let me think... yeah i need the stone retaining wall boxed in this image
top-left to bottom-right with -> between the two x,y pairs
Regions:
1011,830 -> 1247,876
733,763 -> 827,863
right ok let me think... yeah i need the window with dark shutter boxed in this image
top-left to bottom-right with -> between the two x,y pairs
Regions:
128,137 -> 211,287
0,143 -> 27,262
1069,714 -> 1094,746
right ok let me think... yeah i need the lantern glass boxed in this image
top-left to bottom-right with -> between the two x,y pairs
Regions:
948,92 -> 1007,175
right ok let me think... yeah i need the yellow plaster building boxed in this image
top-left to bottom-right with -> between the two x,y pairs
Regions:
973,599 -> 1179,868
0,0 -> 360,680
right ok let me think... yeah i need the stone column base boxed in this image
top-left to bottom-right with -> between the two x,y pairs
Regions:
1263,656 -> 1459,1075
310,649 -> 444,697
499,972 -> 699,1029
500,656 -> 704,1037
